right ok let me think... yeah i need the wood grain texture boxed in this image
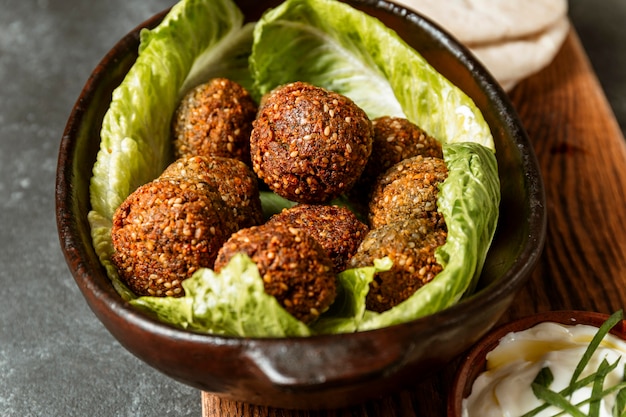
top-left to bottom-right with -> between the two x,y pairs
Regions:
505,30 -> 626,318
201,29 -> 626,416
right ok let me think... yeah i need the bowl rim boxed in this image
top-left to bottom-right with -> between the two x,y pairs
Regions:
55,0 -> 547,345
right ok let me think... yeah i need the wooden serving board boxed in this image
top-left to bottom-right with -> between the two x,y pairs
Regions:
200,29 -> 626,416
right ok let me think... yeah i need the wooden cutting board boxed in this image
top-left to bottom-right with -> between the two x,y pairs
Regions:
200,29 -> 626,416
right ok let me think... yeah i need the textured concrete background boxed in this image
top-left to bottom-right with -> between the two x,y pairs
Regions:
0,1 -> 623,416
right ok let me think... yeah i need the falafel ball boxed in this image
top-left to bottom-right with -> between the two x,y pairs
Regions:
349,219 -> 447,313
111,178 -> 239,297
172,78 -> 257,165
160,155 -> 264,229
250,81 -> 373,203
266,204 -> 369,273
368,155 -> 448,230
214,222 -> 336,324
356,116 -> 443,193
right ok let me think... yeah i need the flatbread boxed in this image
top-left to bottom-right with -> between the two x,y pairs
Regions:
469,16 -> 570,90
393,0 -> 567,45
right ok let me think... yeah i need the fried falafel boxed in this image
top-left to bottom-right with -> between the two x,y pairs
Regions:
357,116 -> 443,192
250,81 -> 373,203
368,155 -> 448,230
172,78 -> 257,165
266,204 -> 368,273
349,219 -> 447,312
214,222 -> 336,324
111,178 -> 238,297
160,155 -> 264,229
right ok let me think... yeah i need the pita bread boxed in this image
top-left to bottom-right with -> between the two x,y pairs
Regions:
469,16 -> 570,90
392,0 -> 567,45
498,79 -> 520,92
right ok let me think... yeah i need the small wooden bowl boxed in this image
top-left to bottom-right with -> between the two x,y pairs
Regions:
448,310 -> 626,416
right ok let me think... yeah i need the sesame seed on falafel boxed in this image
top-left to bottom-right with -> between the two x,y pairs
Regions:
250,81 -> 373,203
111,178 -> 238,297
356,116 -> 443,194
214,222 -> 337,324
160,155 -> 264,230
172,78 -> 257,166
266,203 -> 368,273
368,155 -> 448,230
349,219 -> 447,313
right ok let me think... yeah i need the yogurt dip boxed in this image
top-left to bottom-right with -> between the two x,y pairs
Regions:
462,321 -> 626,417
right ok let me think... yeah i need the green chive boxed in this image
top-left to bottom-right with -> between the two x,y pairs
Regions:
616,363 -> 626,417
614,386 -> 626,417
570,310 -> 623,386
520,310 -> 624,417
590,359 -> 613,417
531,382 -> 587,417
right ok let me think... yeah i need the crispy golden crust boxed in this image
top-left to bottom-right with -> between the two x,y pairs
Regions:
172,78 -> 257,166
357,116 -> 443,192
349,219 -> 447,313
267,204 -> 369,273
214,223 -> 336,324
160,155 -> 264,229
111,178 -> 238,297
250,81 -> 373,203
368,155 -> 448,230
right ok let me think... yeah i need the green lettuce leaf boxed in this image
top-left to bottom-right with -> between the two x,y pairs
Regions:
259,190 -> 366,222
88,0 -> 499,337
259,190 -> 298,219
250,0 -> 494,150
87,210 -> 136,301
88,0 -> 253,304
312,257 -> 392,334
131,253 -> 312,337
89,0 -> 248,222
130,253 -> 391,337
359,142 -> 500,331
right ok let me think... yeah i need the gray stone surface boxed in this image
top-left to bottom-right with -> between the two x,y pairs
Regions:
0,0 -> 623,416
1,1 -> 200,416
570,0 -> 626,134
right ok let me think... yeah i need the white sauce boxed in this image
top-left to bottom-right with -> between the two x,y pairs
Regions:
462,322 -> 626,417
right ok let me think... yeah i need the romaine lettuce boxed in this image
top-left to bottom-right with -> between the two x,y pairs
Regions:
250,0 -> 494,150
89,0 -> 252,300
90,0 -> 249,222
359,142 -> 500,330
312,257 -> 392,334
131,253 -> 312,337
89,0 -> 500,336
131,253 -> 393,336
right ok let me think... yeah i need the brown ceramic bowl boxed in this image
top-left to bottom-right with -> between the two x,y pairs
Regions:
448,311 -> 626,416
56,0 -> 546,410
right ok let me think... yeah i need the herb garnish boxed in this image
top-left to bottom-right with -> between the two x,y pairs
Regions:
520,310 -> 626,417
